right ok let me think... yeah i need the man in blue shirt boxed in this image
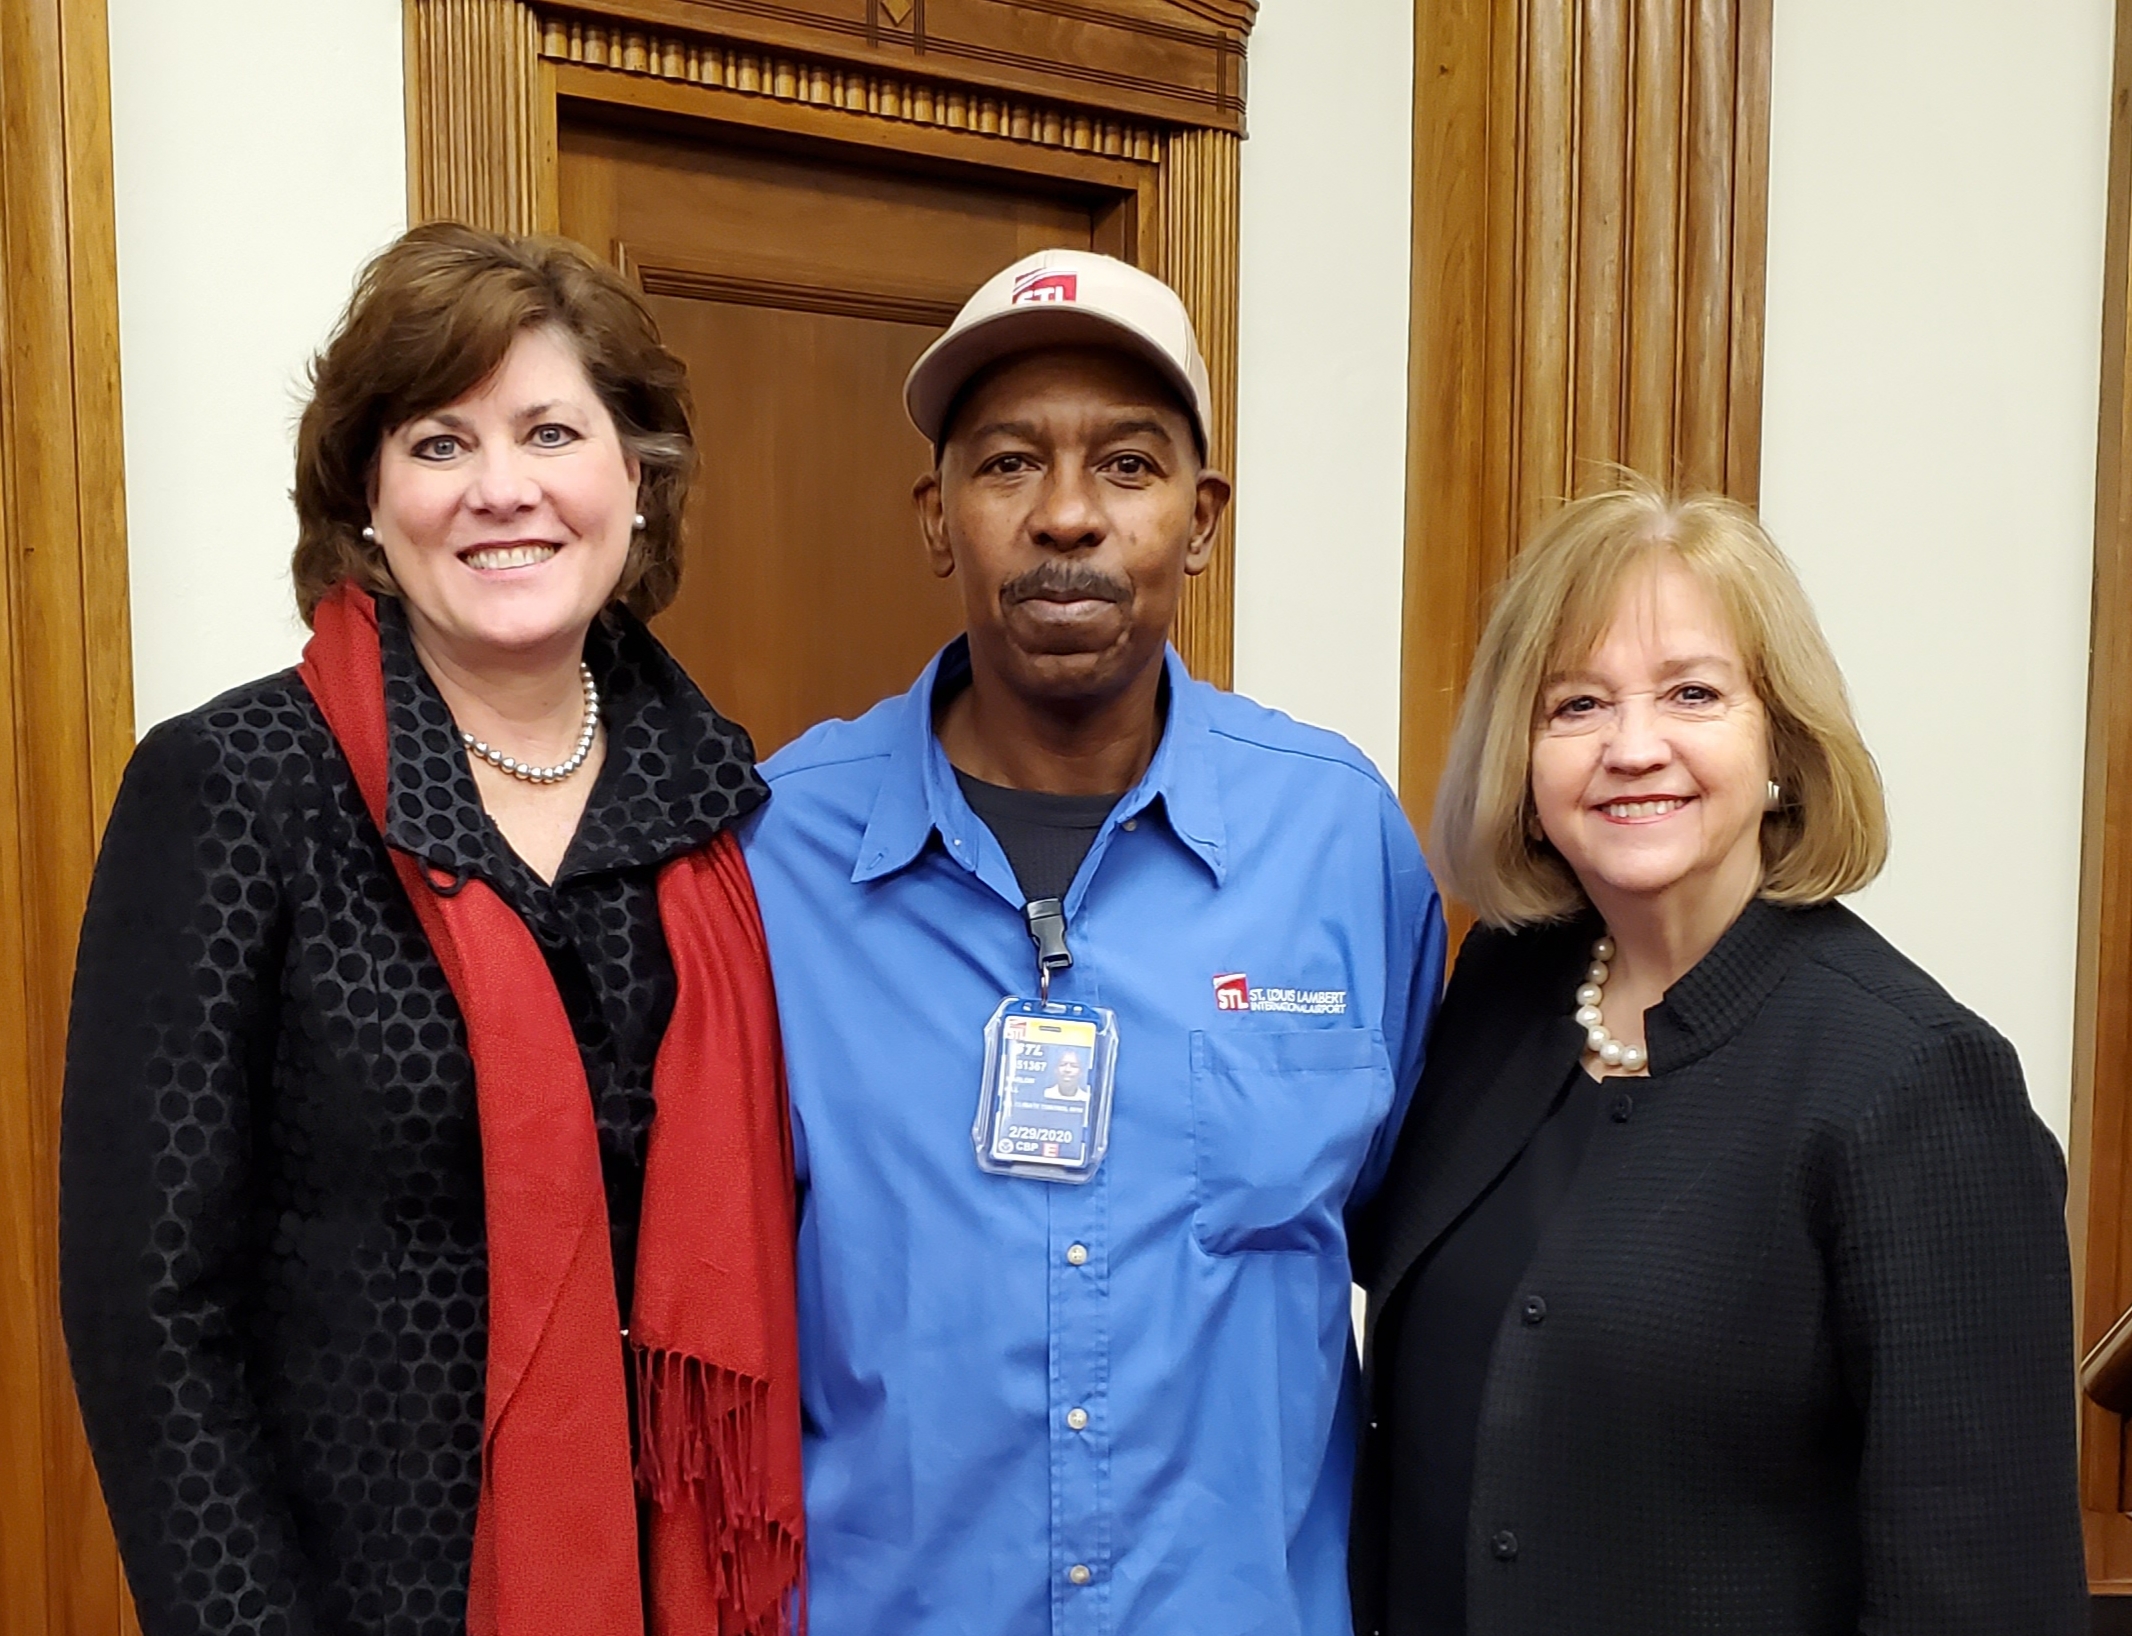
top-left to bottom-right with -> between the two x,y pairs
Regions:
739,248 -> 1447,1635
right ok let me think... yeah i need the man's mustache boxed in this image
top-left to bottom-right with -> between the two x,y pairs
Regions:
1001,564 -> 1131,607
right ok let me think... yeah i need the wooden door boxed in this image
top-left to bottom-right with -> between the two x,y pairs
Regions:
560,114 -> 1132,755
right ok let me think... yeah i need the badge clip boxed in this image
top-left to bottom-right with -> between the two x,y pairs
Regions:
1024,896 -> 1072,1002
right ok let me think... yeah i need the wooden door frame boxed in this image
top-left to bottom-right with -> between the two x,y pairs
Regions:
2072,0 -> 2132,1592
0,0 -> 138,1630
403,0 -> 1252,685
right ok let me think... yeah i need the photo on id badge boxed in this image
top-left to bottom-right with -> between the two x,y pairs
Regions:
974,1000 -> 1118,1182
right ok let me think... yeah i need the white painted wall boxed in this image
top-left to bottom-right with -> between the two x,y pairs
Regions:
110,0 -> 407,732
1759,0 -> 2115,1141
1232,0 -> 1415,790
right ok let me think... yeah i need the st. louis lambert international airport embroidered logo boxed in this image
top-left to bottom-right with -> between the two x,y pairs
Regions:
1212,974 -> 1349,1016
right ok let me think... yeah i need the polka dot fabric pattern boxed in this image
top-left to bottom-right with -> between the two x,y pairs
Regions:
59,598 -> 766,1636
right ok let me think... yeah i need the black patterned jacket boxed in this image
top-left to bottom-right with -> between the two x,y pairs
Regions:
58,598 -> 765,1636
1349,900 -> 2086,1636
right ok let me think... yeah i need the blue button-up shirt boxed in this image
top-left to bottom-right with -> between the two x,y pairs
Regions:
739,641 -> 1446,1636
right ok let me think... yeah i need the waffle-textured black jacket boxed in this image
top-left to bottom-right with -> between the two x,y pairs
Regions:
57,600 -> 765,1636
1349,899 -> 2085,1636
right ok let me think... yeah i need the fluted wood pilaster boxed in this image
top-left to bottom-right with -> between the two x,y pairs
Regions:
404,0 -> 549,232
1402,0 -> 1773,841
1160,127 -> 1241,689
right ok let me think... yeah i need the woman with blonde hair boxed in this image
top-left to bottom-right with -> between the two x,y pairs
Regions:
1349,476 -> 2082,1635
60,224 -> 803,1636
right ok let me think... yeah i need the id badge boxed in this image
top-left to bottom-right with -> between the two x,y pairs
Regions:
972,997 -> 1120,1183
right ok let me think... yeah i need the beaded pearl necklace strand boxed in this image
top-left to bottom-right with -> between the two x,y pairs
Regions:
1574,935 -> 1649,1074
459,662 -> 601,785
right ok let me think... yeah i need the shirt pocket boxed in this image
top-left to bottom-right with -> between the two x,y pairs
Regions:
1187,1025 -> 1394,1256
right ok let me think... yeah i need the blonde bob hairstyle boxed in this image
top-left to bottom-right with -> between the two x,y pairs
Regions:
1431,474 -> 1888,928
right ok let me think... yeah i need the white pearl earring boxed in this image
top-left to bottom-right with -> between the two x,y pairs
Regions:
632,512 -> 647,531
1764,779 -> 1782,813
360,525 -> 378,543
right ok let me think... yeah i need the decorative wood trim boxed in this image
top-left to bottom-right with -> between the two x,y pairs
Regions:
2070,0 -> 2132,1589
1398,0 -> 1772,880
618,243 -> 970,324
1158,126 -> 1239,689
533,0 -> 1252,133
409,0 -> 1240,685
540,13 -> 1165,159
0,0 -> 138,1631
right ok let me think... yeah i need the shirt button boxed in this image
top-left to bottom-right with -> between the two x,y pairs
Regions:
1066,1243 -> 1089,1266
1609,1093 -> 1635,1123
1521,1295 -> 1547,1325
1123,818 -> 1137,831
1066,1407 -> 1089,1431
1068,1564 -> 1093,1586
1490,1530 -> 1519,1561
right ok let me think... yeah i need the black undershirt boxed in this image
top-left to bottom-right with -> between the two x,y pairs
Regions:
1380,1061 -> 1609,1636
954,770 -> 1123,904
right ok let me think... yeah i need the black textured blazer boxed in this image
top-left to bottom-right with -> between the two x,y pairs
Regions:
1349,900 -> 2086,1636
58,603 -> 766,1636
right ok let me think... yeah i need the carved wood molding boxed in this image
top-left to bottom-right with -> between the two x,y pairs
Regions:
1400,0 -> 1773,856
537,0 -> 1251,131
1159,126 -> 1239,689
618,243 -> 971,325
540,14 -> 1165,161
0,0 -> 138,1630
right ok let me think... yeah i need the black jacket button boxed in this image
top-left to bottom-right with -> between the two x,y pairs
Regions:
1609,1093 -> 1635,1123
1521,1294 -> 1547,1325
1490,1530 -> 1519,1561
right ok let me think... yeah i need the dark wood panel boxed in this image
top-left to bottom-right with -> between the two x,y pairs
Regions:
648,292 -> 964,754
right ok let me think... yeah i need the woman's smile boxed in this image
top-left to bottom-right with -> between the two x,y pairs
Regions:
1594,794 -> 1694,823
459,539 -> 561,572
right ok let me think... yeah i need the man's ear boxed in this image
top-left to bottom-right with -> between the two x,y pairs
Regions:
914,469 -> 955,580
1183,469 -> 1233,577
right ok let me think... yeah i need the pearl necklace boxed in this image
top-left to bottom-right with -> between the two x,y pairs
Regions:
1575,935 -> 1649,1073
459,663 -> 600,785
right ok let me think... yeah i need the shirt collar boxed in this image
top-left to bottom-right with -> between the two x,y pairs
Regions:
1643,897 -> 1816,1073
378,595 -> 768,886
852,636 -> 1226,889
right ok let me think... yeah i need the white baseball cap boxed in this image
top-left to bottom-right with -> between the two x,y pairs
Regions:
904,249 -> 1213,454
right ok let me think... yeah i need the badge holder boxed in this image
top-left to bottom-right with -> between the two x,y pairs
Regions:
971,897 -> 1120,1184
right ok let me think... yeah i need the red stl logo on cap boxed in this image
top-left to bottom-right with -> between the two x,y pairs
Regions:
1011,269 -> 1080,306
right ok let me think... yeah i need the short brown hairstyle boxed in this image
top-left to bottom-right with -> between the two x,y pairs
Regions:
1432,473 -> 1889,927
292,222 -> 695,624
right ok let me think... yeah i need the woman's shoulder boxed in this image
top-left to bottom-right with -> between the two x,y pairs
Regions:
125,669 -> 338,805
1780,902 -> 2001,1052
1776,904 -> 2040,1138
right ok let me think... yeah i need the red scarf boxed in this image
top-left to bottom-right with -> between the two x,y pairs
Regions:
299,585 -> 804,1636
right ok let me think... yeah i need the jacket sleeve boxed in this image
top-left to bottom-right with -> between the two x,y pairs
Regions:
1824,1021 -> 2087,1635
59,716 -> 317,1636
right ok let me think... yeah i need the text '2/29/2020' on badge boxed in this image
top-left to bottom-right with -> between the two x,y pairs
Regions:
972,997 -> 1121,1184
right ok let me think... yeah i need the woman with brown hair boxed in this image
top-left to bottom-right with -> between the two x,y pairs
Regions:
59,223 -> 803,1636
1349,476 -> 2084,1635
